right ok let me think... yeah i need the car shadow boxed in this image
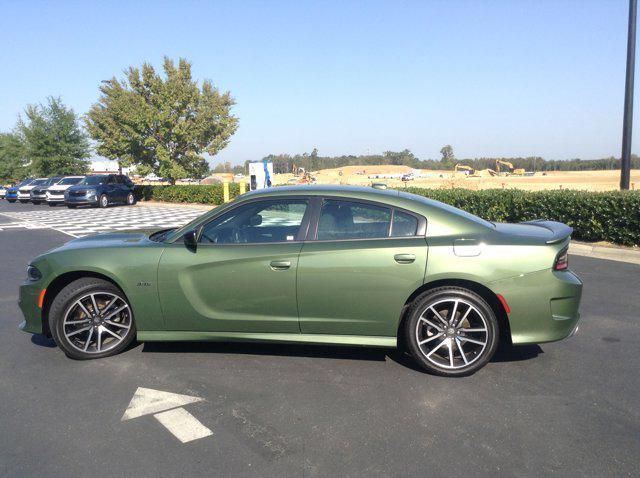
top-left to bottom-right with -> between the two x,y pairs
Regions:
30,334 -> 56,348
142,341 -> 389,362
141,341 -> 543,369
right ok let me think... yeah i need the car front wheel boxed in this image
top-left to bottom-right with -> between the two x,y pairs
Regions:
126,192 -> 136,206
405,287 -> 499,376
99,194 -> 108,208
49,278 -> 136,360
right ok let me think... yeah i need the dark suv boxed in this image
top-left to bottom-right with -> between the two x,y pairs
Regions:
64,174 -> 136,208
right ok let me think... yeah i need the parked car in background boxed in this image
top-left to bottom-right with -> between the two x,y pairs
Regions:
19,185 -> 582,376
30,177 -> 62,205
18,178 -> 49,203
0,184 -> 8,199
46,176 -> 85,206
6,178 -> 34,203
64,174 -> 136,208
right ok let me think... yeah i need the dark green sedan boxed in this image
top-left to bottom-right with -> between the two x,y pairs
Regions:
19,185 -> 582,376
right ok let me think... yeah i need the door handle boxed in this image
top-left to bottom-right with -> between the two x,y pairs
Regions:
394,253 -> 416,264
270,260 -> 291,270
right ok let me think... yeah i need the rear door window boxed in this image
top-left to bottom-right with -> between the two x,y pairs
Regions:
391,210 -> 419,237
316,200 -> 392,240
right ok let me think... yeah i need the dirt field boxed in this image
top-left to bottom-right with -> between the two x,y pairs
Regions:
273,166 -> 640,192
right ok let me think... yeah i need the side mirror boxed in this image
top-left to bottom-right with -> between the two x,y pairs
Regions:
183,229 -> 198,252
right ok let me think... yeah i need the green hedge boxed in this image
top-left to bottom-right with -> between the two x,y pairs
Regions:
134,185 -> 640,246
135,184 -> 245,205
405,188 -> 640,246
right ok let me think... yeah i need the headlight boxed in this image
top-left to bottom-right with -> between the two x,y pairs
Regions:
26,265 -> 42,281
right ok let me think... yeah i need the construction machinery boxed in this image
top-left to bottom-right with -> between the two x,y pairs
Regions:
495,160 -> 526,176
454,164 -> 476,175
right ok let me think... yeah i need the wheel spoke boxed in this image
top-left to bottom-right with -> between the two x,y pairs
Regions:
96,327 -> 102,352
459,336 -> 486,346
90,294 -> 99,316
454,305 -> 473,328
102,304 -> 128,321
83,328 -> 94,351
429,306 -> 448,326
104,319 -> 130,330
101,326 -> 122,340
460,327 -> 487,333
425,339 -> 447,358
66,325 -> 91,337
455,338 -> 469,365
65,318 -> 90,325
418,333 -> 443,345
419,316 -> 443,332
449,300 -> 459,325
77,300 -> 92,319
447,339 -> 454,367
101,296 -> 118,314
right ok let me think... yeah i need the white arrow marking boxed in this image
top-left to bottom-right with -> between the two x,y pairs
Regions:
121,387 -> 204,421
154,408 -> 213,443
121,387 -> 212,443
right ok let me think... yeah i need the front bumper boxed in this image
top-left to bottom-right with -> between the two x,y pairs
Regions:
65,195 -> 98,205
19,280 -> 44,334
17,192 -> 31,200
490,268 -> 583,344
46,193 -> 65,203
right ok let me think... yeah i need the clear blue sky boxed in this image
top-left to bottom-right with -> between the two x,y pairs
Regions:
0,0 -> 636,165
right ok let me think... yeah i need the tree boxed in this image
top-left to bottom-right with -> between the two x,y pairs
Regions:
86,57 -> 239,184
0,132 -> 28,181
440,145 -> 455,168
17,97 -> 90,177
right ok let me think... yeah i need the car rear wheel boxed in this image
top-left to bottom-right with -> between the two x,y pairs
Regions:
405,287 -> 498,376
126,192 -> 136,206
99,194 -> 108,208
49,278 -> 136,360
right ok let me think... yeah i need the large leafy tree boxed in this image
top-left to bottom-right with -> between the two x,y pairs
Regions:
0,132 -> 28,182
85,57 -> 239,183
18,97 -> 90,176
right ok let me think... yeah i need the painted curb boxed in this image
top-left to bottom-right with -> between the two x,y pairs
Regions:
569,242 -> 640,265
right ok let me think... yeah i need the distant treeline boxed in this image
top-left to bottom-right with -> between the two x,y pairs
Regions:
243,149 -> 640,174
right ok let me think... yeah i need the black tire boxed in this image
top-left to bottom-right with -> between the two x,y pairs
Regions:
67,204 -> 77,209
32,201 -> 41,205
126,192 -> 136,206
405,287 -> 499,377
49,278 -> 136,360
19,200 -> 28,203
48,203 -> 56,207
99,194 -> 109,208
7,200 -> 15,203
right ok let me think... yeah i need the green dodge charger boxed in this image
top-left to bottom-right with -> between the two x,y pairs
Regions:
19,185 -> 582,376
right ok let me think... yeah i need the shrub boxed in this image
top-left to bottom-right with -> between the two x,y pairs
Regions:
134,184 -> 640,246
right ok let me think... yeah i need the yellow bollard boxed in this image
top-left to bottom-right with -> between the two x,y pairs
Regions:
223,181 -> 230,203
239,181 -> 246,195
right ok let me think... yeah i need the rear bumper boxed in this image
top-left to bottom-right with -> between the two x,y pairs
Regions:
490,269 -> 582,344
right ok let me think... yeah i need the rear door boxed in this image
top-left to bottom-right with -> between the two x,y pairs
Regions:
297,198 -> 428,337
158,197 -> 311,332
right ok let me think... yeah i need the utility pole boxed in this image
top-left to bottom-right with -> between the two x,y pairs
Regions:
621,0 -> 637,190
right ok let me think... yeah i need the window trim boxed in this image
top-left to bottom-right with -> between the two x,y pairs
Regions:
308,196 -> 426,242
193,196 -> 314,246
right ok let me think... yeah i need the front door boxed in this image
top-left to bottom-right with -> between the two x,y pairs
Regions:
158,198 -> 311,332
297,199 -> 428,337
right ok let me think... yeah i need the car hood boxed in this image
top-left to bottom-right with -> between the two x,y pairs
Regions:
48,184 -> 75,191
53,230 -> 163,252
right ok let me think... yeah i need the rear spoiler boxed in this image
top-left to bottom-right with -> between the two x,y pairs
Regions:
520,220 -> 573,244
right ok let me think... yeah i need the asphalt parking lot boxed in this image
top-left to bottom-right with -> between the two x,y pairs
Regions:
0,201 -> 638,477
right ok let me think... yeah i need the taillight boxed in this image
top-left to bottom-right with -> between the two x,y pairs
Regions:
554,248 -> 569,270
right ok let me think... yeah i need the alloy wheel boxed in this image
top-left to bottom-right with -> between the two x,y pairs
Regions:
414,298 -> 489,370
62,292 -> 132,354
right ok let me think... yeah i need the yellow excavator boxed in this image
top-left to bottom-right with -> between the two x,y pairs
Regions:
495,160 -> 526,176
453,164 -> 479,177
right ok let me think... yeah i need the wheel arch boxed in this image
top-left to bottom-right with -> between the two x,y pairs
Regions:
397,278 -> 512,347
41,271 -> 128,336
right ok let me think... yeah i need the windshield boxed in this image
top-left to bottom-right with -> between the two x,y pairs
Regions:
165,204 -> 224,242
45,177 -> 62,186
80,176 -> 107,185
31,179 -> 48,186
58,177 -> 83,185
18,179 -> 33,187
